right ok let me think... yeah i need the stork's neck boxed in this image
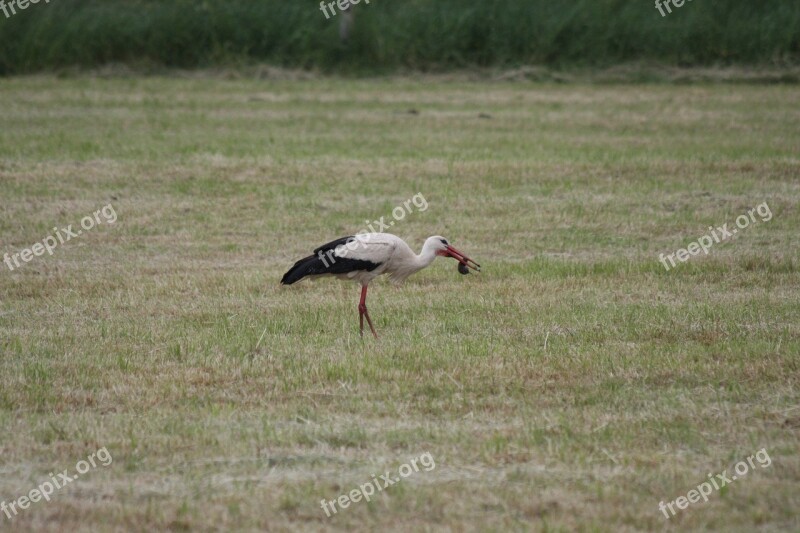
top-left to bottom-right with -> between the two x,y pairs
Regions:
387,238 -> 440,284
413,240 -> 439,270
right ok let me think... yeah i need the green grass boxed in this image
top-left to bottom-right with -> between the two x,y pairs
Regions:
0,75 -> 799,531
0,0 -> 799,75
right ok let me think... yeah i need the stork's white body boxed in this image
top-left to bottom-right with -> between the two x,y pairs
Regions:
326,233 -> 439,285
281,233 -> 480,338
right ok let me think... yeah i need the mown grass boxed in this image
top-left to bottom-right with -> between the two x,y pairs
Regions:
0,76 -> 799,531
0,0 -> 799,75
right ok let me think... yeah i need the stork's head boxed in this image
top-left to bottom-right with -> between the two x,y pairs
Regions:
426,236 -> 481,273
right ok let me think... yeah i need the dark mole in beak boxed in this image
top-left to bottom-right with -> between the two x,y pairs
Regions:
458,262 -> 470,275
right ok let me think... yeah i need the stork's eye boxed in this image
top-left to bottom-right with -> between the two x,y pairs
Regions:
440,239 -> 448,245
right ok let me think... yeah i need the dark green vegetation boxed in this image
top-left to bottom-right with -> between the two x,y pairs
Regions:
0,0 -> 799,75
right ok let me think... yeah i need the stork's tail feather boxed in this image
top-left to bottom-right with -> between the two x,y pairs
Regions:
280,255 -> 321,285
281,247 -> 382,285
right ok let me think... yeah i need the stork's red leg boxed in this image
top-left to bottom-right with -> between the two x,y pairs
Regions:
364,309 -> 378,339
358,285 -> 378,339
358,286 -> 366,337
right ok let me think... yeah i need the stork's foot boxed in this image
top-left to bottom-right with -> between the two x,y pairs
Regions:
358,303 -> 378,339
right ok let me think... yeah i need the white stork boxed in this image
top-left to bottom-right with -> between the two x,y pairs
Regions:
280,233 -> 481,338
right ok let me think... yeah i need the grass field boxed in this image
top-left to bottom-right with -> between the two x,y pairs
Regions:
0,75 -> 799,531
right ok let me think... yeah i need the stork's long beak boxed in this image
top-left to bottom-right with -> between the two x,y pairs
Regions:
445,245 -> 481,272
